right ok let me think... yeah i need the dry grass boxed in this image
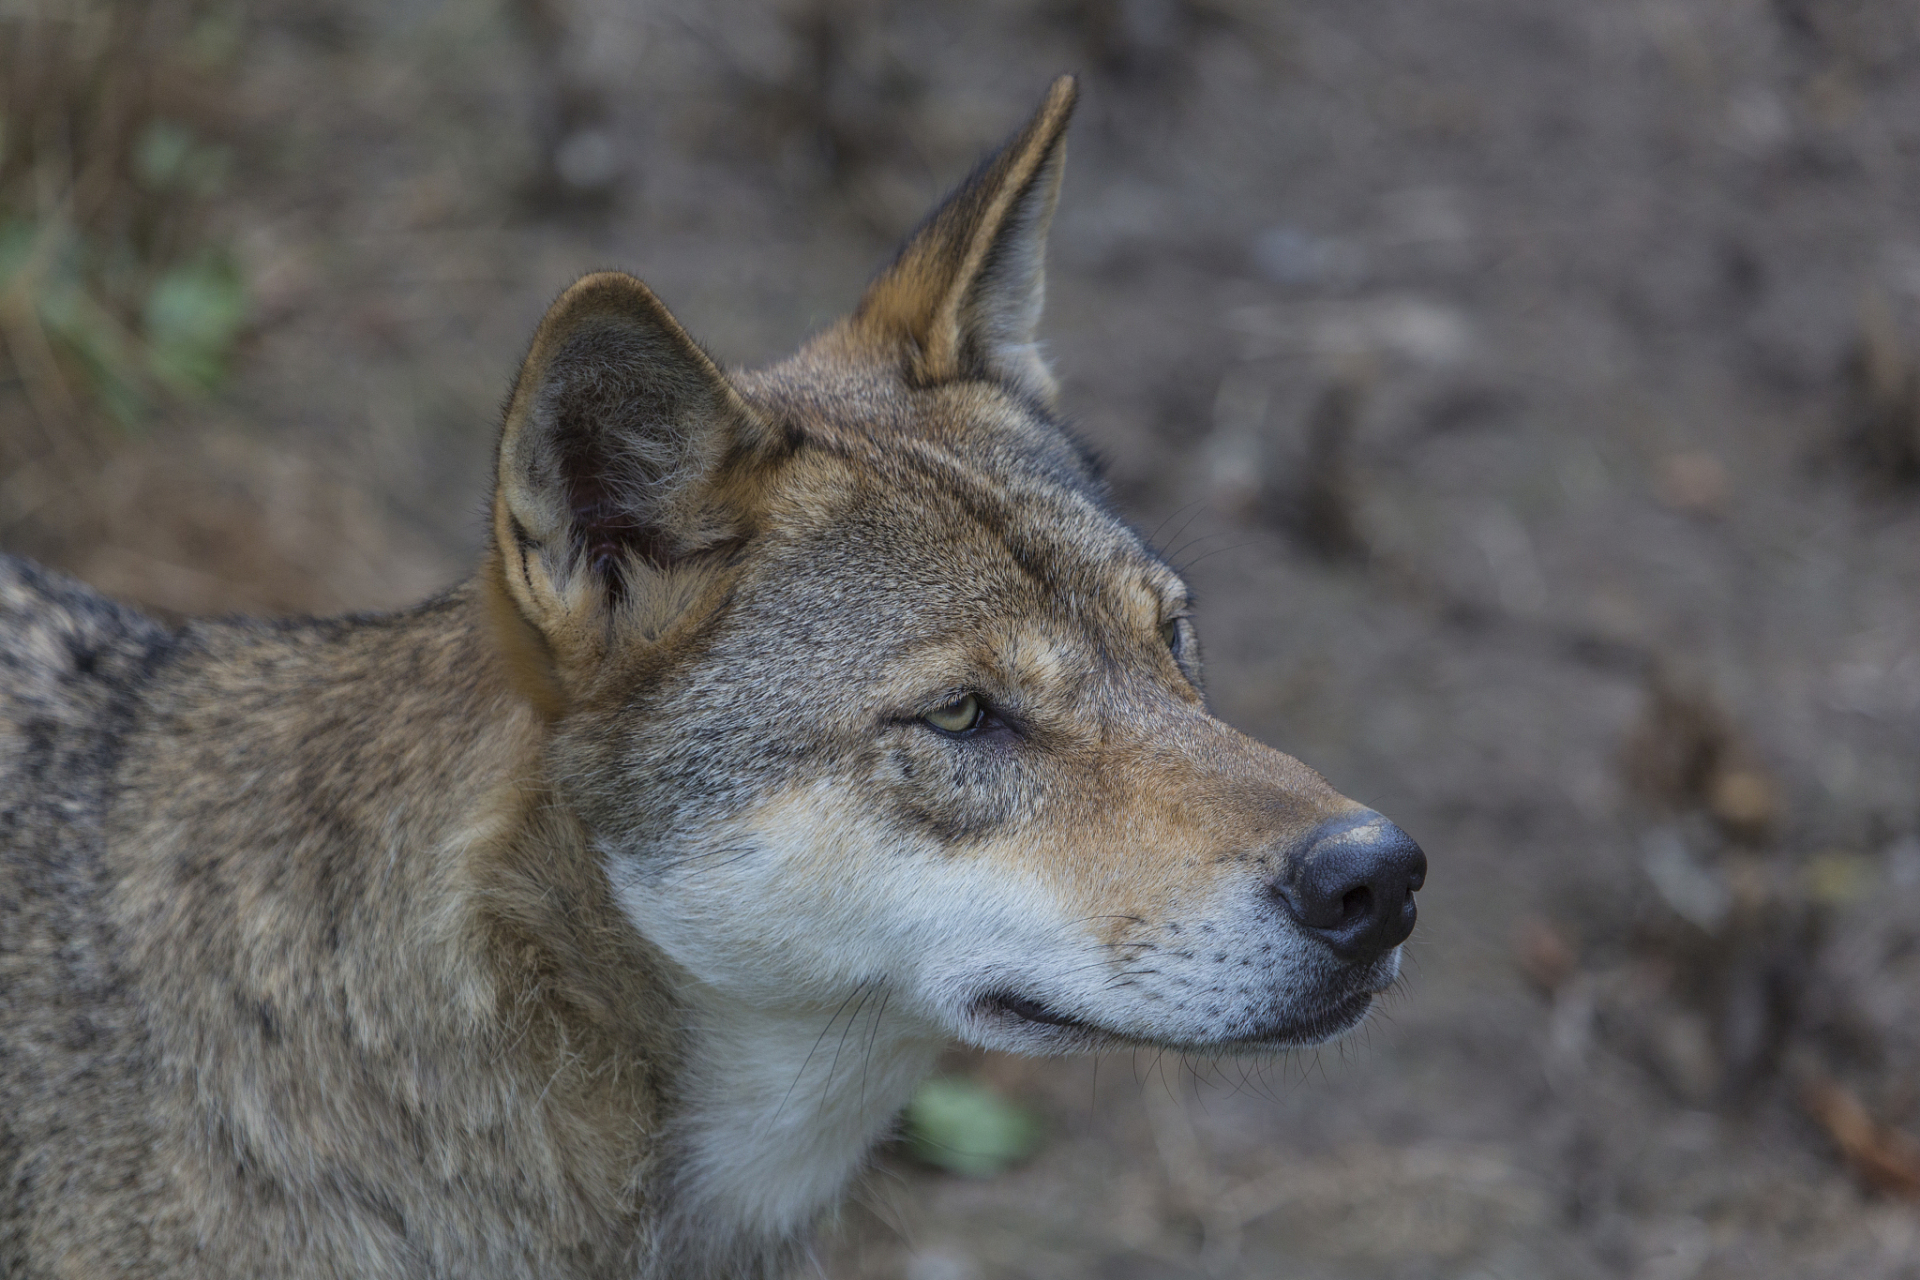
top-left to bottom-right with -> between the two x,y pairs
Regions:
0,0 -> 246,451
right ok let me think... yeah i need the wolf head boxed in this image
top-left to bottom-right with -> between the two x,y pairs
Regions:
484,76 -> 1424,1060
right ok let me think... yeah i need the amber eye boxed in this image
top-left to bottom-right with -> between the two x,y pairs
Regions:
924,693 -> 983,735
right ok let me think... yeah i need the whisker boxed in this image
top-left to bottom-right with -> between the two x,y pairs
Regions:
1151,499 -> 1211,560
821,982 -> 877,1104
1147,497 -> 1208,550
775,984 -> 870,1123
1175,540 -> 1260,575
858,986 -> 891,1111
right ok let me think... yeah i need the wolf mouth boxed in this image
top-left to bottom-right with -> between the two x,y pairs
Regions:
981,990 -> 1091,1029
977,988 -> 1376,1051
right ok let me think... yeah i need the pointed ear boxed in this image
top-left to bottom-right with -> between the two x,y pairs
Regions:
486,272 -> 768,703
852,75 -> 1077,402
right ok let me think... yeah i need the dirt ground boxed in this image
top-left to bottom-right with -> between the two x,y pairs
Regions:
7,1 -> 1920,1276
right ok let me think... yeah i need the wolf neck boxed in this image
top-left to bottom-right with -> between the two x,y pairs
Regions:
665,983 -> 944,1255
353,593 -> 939,1255
167,588 -> 941,1261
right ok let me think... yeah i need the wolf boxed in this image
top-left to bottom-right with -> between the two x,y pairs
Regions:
0,76 -> 1425,1278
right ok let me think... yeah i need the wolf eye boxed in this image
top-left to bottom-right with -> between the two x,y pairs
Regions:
923,693 -> 984,735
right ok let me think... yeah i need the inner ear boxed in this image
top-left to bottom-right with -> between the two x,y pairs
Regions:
493,272 -> 767,629
849,75 -> 1077,401
534,318 -> 727,597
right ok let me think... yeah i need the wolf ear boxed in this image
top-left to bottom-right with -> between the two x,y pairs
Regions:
851,75 -> 1077,402
487,273 -> 767,697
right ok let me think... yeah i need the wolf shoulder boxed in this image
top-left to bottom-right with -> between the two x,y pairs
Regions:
0,552 -> 176,717
0,552 -> 185,1008
0,554 -> 178,794
0,551 -> 183,941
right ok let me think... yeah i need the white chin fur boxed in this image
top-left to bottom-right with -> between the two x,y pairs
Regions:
659,987 -> 946,1250
604,784 -> 1390,1244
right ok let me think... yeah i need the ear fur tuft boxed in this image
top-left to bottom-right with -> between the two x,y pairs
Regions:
489,272 -> 765,676
852,75 -> 1077,401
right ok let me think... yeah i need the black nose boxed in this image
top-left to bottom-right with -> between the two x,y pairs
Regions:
1273,811 -> 1426,963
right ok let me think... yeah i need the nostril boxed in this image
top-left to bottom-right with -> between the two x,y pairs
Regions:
1273,810 -> 1426,963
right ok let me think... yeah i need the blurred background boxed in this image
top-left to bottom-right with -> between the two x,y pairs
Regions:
5,0 -> 1920,1275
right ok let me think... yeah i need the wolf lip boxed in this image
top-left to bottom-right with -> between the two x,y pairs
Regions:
981,991 -> 1087,1029
979,986 -> 1375,1048
1238,990 -> 1374,1046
